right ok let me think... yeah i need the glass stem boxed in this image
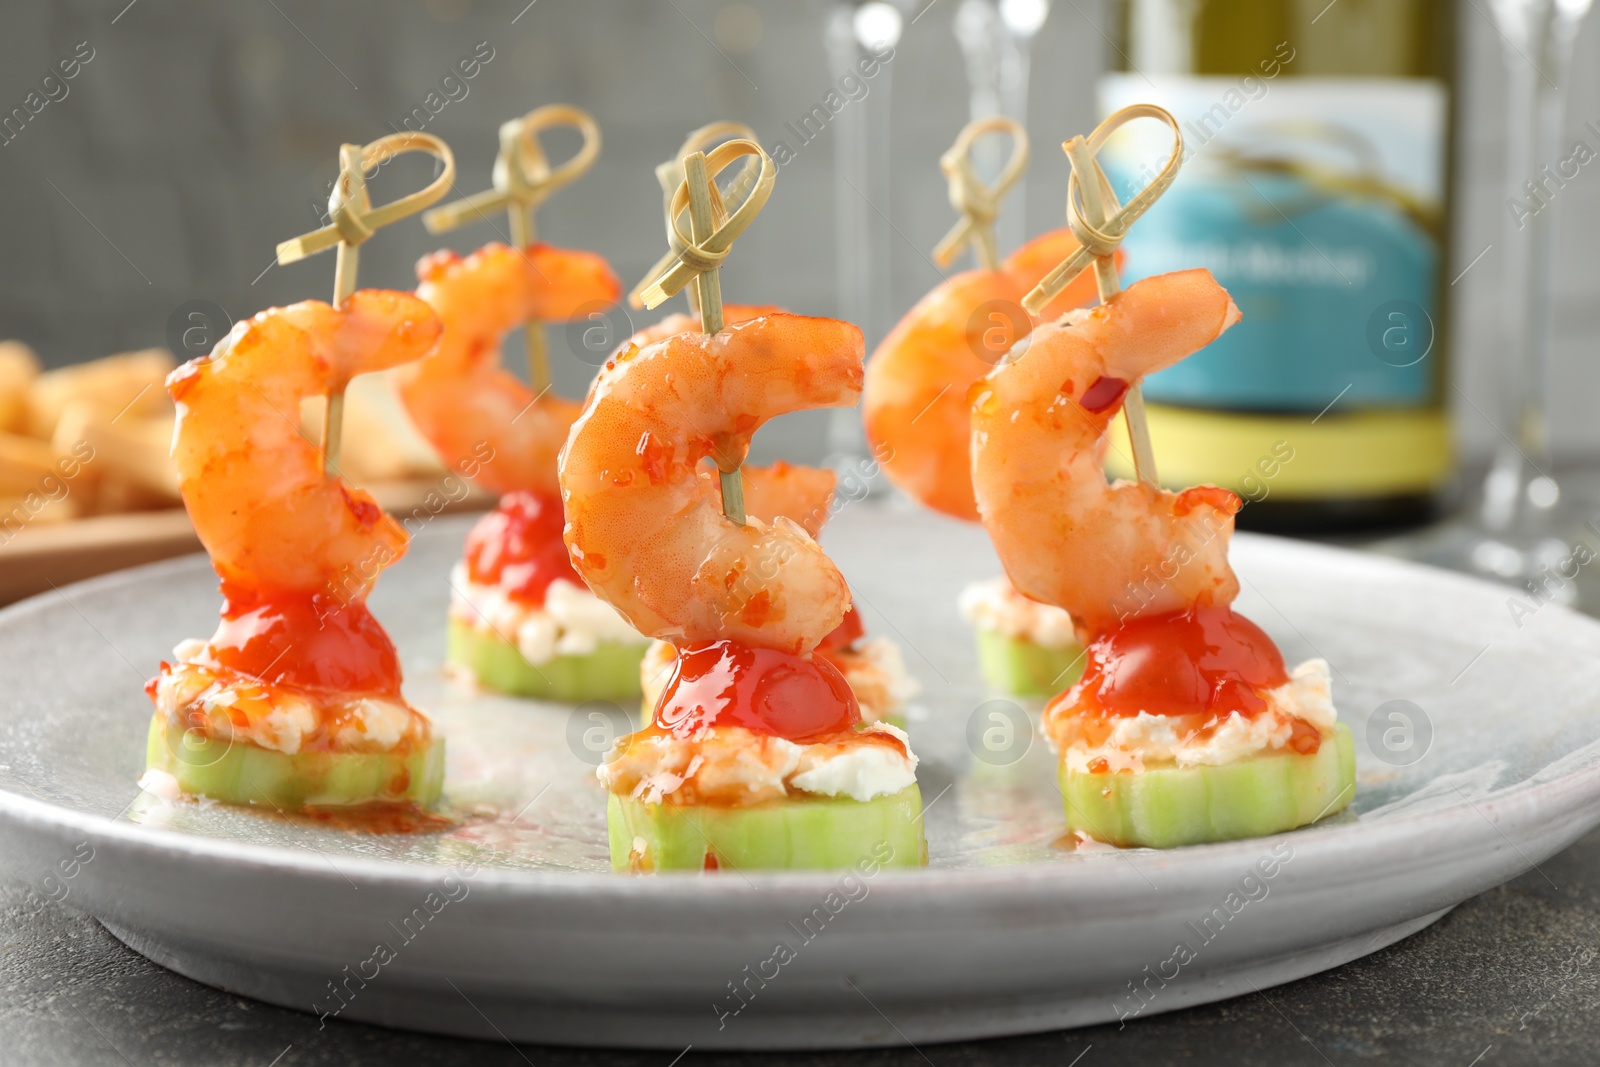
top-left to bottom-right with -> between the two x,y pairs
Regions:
1483,2 -> 1582,534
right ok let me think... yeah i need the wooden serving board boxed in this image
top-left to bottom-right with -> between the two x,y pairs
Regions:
0,479 -> 493,607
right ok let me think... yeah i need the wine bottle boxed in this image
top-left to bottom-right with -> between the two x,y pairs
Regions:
1100,0 -> 1456,531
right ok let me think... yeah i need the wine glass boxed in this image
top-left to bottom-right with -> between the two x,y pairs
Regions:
1388,0 -> 1595,608
824,1 -> 905,472
953,0 -> 1050,257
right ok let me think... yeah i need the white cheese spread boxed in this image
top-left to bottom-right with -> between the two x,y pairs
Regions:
450,562 -> 647,664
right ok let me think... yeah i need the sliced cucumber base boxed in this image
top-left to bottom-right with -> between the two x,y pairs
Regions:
1061,723 -> 1355,849
144,713 -> 445,811
608,786 -> 927,871
974,627 -> 1084,696
447,617 -> 646,701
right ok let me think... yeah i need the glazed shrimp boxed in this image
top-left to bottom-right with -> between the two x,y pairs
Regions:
617,303 -> 781,355
560,314 -> 863,652
737,460 -> 834,538
625,308 -> 833,537
971,269 -> 1242,633
863,229 -> 1109,520
168,290 -> 443,594
398,242 -> 621,496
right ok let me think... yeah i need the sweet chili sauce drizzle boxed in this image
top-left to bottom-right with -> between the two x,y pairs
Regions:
652,639 -> 862,743
204,578 -> 403,697
1064,606 -> 1290,721
462,490 -> 580,605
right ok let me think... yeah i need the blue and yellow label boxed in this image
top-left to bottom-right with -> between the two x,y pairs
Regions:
1099,74 -> 1447,418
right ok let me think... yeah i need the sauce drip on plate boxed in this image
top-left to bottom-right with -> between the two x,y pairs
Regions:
1065,606 -> 1288,720
463,490 -> 580,605
653,639 -> 861,742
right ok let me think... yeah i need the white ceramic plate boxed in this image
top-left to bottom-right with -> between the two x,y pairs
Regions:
2,506 -> 1598,1050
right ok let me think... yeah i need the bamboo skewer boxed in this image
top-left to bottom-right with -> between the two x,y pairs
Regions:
277,132 -> 456,475
423,105 -> 602,398
934,115 -> 1030,273
628,121 -> 762,313
633,138 -> 776,524
1021,104 -> 1184,489
682,152 -> 726,335
680,150 -> 743,522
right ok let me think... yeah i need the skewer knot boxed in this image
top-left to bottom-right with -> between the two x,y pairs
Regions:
933,115 -> 1029,271
1021,104 -> 1183,316
329,183 -> 377,246
422,105 -> 601,238
634,139 -> 775,311
276,132 -> 456,267
654,122 -> 762,257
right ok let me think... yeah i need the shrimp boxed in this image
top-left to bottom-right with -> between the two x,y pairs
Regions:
168,290 -> 443,595
970,269 -> 1242,634
639,459 -> 838,702
863,228 -> 1110,521
623,308 -> 834,537
560,314 -> 863,653
398,242 -> 621,497
737,460 -> 834,539
616,303 -> 781,355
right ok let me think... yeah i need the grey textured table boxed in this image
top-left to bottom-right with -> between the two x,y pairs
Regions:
3,828 -> 1598,1065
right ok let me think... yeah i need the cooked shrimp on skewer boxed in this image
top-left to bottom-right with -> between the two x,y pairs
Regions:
172,291 -> 441,595
862,229 -> 1104,695
971,268 -> 1243,633
562,310 -> 923,870
399,242 -> 620,497
970,267 -> 1353,847
863,228 -> 1107,521
562,314 -> 861,651
146,291 -> 447,809
638,459 -> 921,724
396,241 -> 658,701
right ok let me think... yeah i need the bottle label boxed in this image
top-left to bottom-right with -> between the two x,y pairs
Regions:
1098,73 -> 1447,413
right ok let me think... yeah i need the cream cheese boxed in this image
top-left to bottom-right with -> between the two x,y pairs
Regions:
598,722 -> 918,804
1059,659 -> 1338,774
958,576 -> 1079,648
834,636 -> 921,721
450,562 -> 647,664
152,644 -> 425,756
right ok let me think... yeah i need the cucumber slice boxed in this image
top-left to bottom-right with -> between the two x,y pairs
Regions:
608,786 -> 927,871
447,617 -> 646,701
1060,723 -> 1355,848
145,713 -> 445,811
974,627 -> 1085,696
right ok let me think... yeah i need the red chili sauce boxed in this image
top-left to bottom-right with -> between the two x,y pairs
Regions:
196,578 -> 404,697
651,639 -> 864,744
1047,606 -> 1317,762
462,490 -> 579,606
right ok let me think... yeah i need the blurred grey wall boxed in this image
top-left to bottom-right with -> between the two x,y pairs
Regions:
0,0 -> 1597,463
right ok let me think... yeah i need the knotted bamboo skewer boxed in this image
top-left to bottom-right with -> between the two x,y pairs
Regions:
1022,104 -> 1183,489
277,132 -> 456,473
933,115 -> 1030,272
627,121 -> 764,313
634,138 -> 776,524
422,105 -> 602,397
